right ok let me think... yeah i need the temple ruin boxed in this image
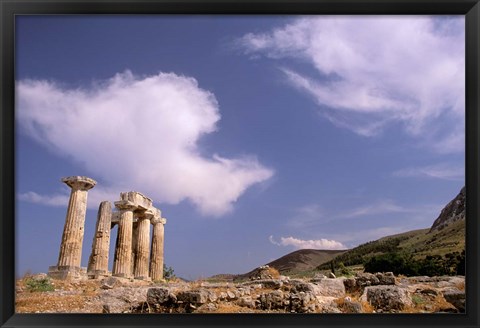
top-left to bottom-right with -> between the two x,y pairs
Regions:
48,176 -> 167,281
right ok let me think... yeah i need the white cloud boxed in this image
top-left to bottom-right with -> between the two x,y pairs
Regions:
269,235 -> 346,250
287,199 -> 444,231
393,163 -> 464,181
18,191 -> 69,207
339,199 -> 408,219
286,204 -> 327,229
16,71 -> 274,216
239,16 -> 465,153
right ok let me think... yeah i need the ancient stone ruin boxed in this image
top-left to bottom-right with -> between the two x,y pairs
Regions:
48,176 -> 167,282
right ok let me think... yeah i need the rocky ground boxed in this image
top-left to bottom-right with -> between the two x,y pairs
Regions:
16,267 -> 465,314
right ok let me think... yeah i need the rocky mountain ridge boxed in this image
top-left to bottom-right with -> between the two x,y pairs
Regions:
429,187 -> 465,233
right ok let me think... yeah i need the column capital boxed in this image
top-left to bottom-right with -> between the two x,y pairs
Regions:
144,207 -> 161,219
114,200 -> 137,211
61,176 -> 96,191
152,217 -> 167,225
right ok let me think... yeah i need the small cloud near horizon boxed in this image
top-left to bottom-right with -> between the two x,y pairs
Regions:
269,235 -> 347,250
393,163 -> 464,181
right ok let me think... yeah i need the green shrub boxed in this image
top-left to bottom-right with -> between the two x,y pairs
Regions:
364,252 -> 410,275
337,262 -> 354,276
25,277 -> 54,292
412,295 -> 424,305
364,250 -> 465,277
163,264 -> 176,280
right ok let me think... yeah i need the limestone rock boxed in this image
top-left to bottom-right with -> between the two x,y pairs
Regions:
249,265 -> 278,280
442,288 -> 465,313
100,286 -> 149,313
196,303 -> 217,313
313,273 -> 327,280
289,279 -> 316,293
375,272 -> 396,285
343,277 -> 357,292
361,286 -> 412,311
342,299 -> 363,313
311,278 -> 346,298
355,272 -> 380,287
176,290 -> 209,305
147,287 -> 176,305
236,296 -> 256,308
316,297 -> 341,313
100,277 -> 120,290
258,290 -> 285,310
243,279 -> 282,289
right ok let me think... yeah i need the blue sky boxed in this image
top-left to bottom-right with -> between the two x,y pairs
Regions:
15,15 -> 465,280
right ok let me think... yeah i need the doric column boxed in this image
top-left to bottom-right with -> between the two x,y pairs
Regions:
131,222 -> 139,276
87,201 -> 112,277
112,201 -> 136,278
133,213 -> 151,280
150,215 -> 166,281
49,176 -> 96,280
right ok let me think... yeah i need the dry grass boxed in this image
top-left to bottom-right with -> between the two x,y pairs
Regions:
16,292 -> 103,313
335,294 -> 374,313
15,277 -> 104,313
403,294 -> 457,313
214,303 -> 255,313
266,267 -> 281,279
454,280 -> 465,291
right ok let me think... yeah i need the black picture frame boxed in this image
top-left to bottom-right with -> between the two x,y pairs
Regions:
1,0 -> 479,327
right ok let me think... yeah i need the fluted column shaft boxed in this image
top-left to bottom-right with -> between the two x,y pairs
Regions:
112,206 -> 135,278
131,223 -> 139,275
150,218 -> 166,281
134,217 -> 151,279
57,177 -> 96,268
87,201 -> 112,275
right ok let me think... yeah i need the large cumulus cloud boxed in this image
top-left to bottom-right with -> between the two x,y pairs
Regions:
17,71 -> 274,216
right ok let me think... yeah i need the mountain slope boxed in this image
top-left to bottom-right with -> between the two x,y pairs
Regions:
227,187 -> 465,279
231,249 -> 346,280
265,249 -> 346,273
429,186 -> 465,233
317,187 -> 466,271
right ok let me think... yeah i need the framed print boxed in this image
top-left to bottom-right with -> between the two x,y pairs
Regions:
1,0 -> 479,327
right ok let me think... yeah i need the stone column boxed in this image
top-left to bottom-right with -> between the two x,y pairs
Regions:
131,222 -> 139,275
87,201 -> 112,278
49,176 -> 96,280
112,201 -> 136,278
133,213 -> 151,280
150,216 -> 166,281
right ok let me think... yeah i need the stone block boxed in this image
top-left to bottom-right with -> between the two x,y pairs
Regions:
442,288 -> 465,313
147,287 -> 175,305
311,279 -> 346,298
361,286 -> 412,311
177,290 -> 209,305
120,191 -> 153,210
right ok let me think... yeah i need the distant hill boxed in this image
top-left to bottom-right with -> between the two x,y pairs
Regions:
265,249 -> 346,273
317,187 -> 466,271
208,187 -> 465,280
229,249 -> 346,280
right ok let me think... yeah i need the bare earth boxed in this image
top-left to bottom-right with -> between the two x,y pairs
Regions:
15,272 -> 465,314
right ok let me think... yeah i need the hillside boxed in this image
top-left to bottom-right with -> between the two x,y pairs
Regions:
265,249 -> 346,274
317,187 -> 466,271
214,186 -> 466,280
